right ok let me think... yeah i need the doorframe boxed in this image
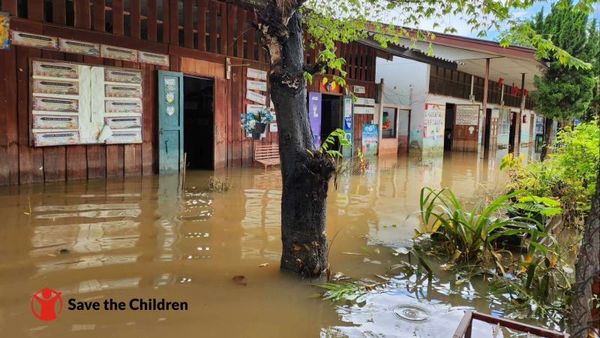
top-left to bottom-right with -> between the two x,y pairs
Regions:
182,74 -> 216,170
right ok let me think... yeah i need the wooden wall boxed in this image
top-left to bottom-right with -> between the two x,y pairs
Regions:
0,0 -> 381,185
0,7 -> 167,186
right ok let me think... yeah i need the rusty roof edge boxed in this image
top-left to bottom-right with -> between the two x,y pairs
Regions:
358,38 -> 458,70
365,23 -> 540,63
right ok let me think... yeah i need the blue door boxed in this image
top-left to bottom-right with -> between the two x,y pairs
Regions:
158,71 -> 184,174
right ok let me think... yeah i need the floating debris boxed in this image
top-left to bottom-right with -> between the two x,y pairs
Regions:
232,275 -> 247,286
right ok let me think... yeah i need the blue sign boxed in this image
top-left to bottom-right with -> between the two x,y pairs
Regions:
362,123 -> 379,156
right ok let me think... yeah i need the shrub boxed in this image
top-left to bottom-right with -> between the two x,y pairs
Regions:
501,121 -> 599,227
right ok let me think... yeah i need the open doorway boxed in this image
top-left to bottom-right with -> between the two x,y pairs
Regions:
508,111 -> 517,153
444,103 -> 456,151
184,76 -> 214,170
483,108 -> 492,154
320,94 -> 343,145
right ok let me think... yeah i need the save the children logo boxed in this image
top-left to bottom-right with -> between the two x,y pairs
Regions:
30,288 -> 63,321
30,287 -> 189,321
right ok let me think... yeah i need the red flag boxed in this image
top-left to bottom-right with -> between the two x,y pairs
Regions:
522,88 -> 528,97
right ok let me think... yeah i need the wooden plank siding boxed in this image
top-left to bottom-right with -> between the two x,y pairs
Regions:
0,1 -> 380,185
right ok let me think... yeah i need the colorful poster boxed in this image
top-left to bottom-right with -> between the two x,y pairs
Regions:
423,103 -> 444,140
0,12 -> 9,50
362,123 -> 379,156
308,92 -> 322,148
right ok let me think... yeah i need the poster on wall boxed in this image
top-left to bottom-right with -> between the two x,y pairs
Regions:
308,92 -> 322,148
0,12 -> 9,50
423,103 -> 444,140
362,123 -> 379,156
455,104 -> 480,126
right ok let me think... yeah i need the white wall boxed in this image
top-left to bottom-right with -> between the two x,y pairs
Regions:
376,56 -> 539,156
376,57 -> 429,153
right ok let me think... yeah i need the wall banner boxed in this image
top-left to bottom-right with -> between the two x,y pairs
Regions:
308,92 -> 322,148
362,123 -> 379,156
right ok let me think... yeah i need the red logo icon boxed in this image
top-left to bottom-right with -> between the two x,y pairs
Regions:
30,288 -> 63,321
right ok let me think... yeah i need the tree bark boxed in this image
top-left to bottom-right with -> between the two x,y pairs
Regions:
570,159 -> 600,337
540,117 -> 554,161
257,1 -> 335,277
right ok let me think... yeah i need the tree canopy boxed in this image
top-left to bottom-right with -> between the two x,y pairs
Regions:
528,1 -> 598,121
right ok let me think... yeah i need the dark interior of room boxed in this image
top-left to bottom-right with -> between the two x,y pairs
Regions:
184,76 -> 214,170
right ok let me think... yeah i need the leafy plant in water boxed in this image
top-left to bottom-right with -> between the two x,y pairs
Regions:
315,282 -> 367,302
308,128 -> 368,188
417,187 -> 537,274
315,278 -> 384,303
208,176 -> 231,192
490,234 -> 573,326
508,195 -> 562,230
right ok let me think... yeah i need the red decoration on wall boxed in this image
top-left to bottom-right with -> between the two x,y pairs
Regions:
511,83 -> 519,96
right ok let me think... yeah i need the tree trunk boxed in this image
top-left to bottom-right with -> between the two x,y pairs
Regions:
540,117 -> 554,161
258,3 -> 335,277
570,158 -> 600,337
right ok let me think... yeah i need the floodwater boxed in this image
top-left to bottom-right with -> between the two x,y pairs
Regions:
0,150 -> 541,338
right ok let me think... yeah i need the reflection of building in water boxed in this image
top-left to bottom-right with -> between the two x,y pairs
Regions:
241,188 -> 282,260
35,254 -> 140,274
156,175 -> 215,262
30,220 -> 140,256
58,278 -> 142,295
30,195 -> 143,275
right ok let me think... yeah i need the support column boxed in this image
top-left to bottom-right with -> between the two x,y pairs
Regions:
481,58 -> 490,158
514,73 -> 525,156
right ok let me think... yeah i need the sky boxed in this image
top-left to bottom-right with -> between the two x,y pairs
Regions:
409,1 -> 600,41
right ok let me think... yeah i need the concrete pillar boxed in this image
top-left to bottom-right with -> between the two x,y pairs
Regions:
514,73 -> 526,156
481,58 -> 490,157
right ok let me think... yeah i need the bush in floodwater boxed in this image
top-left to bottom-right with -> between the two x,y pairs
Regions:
417,187 -> 538,273
207,176 -> 231,192
501,121 -> 599,228
490,234 -> 574,327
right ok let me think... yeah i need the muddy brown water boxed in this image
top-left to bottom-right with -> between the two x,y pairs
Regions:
0,151 -> 541,338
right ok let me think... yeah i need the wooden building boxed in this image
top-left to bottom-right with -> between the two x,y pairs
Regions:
0,0 -> 381,185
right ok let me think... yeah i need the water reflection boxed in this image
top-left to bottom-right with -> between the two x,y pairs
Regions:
0,151 -> 524,337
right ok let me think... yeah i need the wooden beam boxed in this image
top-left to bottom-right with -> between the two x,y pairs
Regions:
236,7 -> 245,58
147,0 -> 157,41
112,0 -> 124,35
27,0 -> 44,21
246,10 -> 255,60
93,0 -> 105,31
197,0 -> 207,51
183,0 -> 193,48
52,0 -> 67,24
74,0 -> 91,29
130,0 -> 141,38
219,3 -> 227,54
1,0 -> 18,16
169,0 -> 179,45
209,1 -> 217,53
452,311 -> 473,338
227,3 -> 236,56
